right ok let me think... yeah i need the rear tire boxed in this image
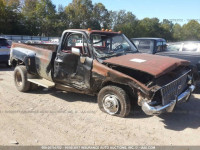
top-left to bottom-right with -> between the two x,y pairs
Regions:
14,65 -> 31,92
98,86 -> 131,118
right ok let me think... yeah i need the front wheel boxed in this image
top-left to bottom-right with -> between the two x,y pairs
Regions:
98,86 -> 131,118
14,65 -> 31,92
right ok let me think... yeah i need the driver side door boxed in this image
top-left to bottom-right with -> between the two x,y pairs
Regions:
54,32 -> 93,90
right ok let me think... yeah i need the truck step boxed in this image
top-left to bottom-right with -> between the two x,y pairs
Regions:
28,78 -> 55,88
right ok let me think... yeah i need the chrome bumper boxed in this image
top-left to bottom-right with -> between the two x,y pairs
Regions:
141,85 -> 195,115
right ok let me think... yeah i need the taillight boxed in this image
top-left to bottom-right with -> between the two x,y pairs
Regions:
7,46 -> 11,48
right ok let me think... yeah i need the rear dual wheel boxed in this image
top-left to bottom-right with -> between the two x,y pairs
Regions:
14,65 -> 38,92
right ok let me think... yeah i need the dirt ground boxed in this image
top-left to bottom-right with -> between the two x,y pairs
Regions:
0,64 -> 200,146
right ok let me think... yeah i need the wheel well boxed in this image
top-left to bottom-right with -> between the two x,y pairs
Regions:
12,59 -> 25,67
102,81 -> 137,102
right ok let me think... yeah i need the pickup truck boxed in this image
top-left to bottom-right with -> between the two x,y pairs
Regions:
165,41 -> 200,75
131,38 -> 200,80
10,29 -> 195,117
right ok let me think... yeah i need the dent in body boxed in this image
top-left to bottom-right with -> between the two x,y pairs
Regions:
92,60 -> 154,98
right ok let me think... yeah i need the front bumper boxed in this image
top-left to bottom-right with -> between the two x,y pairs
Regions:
141,85 -> 195,115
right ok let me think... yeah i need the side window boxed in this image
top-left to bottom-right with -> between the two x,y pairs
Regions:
92,35 -> 103,46
162,41 -> 167,51
156,42 -> 162,52
61,33 -> 89,55
137,40 -> 154,53
67,34 -> 83,47
138,40 -> 151,50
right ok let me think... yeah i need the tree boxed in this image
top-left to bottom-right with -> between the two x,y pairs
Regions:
0,0 -> 6,34
65,0 -> 93,29
161,19 -> 174,41
110,10 -> 137,38
182,20 -> 200,41
2,0 -> 20,10
92,3 -> 110,29
172,23 -> 183,41
22,0 -> 39,35
54,4 -> 70,36
110,10 -> 136,28
35,0 -> 57,36
22,0 -> 57,36
135,18 -> 163,38
0,0 -> 25,35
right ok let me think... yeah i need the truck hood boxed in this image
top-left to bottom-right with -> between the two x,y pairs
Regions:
104,53 -> 189,78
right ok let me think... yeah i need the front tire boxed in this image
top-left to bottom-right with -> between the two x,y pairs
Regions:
98,86 -> 131,118
14,65 -> 31,92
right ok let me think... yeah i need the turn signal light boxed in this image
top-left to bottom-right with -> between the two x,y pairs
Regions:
101,28 -> 105,31
109,29 -> 112,32
88,28 -> 92,31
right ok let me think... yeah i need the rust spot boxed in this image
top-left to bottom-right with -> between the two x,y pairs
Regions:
12,43 -> 56,52
92,60 -> 152,95
12,43 -> 54,64
92,60 -> 108,76
104,53 -> 189,78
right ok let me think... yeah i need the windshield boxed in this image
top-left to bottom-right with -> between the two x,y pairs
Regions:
91,34 -> 137,59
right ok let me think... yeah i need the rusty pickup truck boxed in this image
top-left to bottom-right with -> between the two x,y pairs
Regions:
10,29 -> 195,117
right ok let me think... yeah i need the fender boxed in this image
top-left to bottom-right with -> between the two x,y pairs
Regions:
10,47 -> 37,75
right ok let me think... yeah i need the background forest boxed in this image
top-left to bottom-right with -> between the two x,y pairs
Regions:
1,0 -> 200,41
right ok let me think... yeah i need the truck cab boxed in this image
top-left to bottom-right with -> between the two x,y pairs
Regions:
131,38 -> 167,54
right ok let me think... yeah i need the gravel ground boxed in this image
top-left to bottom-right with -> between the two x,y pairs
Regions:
0,64 -> 200,146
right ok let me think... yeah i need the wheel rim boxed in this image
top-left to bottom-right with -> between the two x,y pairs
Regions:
103,94 -> 120,115
15,71 -> 22,87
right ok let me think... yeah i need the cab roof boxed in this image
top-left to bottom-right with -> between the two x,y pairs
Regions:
64,29 -> 122,35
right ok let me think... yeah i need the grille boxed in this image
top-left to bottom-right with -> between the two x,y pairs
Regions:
161,72 -> 189,105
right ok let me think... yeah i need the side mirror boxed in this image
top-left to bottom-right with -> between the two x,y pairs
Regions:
72,47 -> 80,56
